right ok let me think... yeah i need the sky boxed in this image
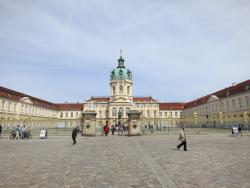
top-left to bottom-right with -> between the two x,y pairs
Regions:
0,0 -> 249,103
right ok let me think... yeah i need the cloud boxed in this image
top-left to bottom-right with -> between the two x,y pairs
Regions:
0,0 -> 249,102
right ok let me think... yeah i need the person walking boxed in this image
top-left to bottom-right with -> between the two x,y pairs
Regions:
177,127 -> 188,151
238,124 -> 243,137
0,124 -> 2,137
15,125 -> 20,140
21,125 -> 26,139
72,127 -> 79,145
103,121 -> 110,136
118,121 -> 122,135
111,125 -> 115,135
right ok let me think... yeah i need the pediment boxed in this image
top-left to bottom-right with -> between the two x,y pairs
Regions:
207,95 -> 219,103
20,97 -> 34,104
110,97 -> 128,103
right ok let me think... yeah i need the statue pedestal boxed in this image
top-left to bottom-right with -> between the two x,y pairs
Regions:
127,110 -> 141,136
81,110 -> 97,136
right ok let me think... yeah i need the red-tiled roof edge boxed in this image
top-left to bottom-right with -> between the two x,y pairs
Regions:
0,85 -> 84,111
159,102 -> 186,110
87,96 -> 110,102
133,96 -> 158,102
0,85 -> 57,109
184,79 -> 250,109
55,103 -> 84,111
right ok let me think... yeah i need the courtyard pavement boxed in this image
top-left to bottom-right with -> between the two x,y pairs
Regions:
0,135 -> 249,188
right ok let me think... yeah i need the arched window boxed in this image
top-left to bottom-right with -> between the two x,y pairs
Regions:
113,86 -> 116,95
112,107 -> 117,117
127,86 -> 130,95
147,110 -> 150,117
119,85 -> 123,94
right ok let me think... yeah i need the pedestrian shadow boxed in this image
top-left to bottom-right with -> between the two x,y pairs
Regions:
170,147 -> 178,151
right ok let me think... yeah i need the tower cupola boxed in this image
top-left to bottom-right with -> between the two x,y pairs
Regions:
109,50 -> 133,101
117,56 -> 125,68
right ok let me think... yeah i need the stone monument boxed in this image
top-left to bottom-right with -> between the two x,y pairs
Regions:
81,110 -> 97,136
127,110 -> 141,136
81,102 -> 97,136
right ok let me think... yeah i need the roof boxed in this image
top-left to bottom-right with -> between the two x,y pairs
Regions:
0,86 -> 83,111
0,86 -> 57,110
184,79 -> 250,109
159,103 -> 185,110
87,96 -> 110,102
133,96 -> 158,102
56,103 -> 83,111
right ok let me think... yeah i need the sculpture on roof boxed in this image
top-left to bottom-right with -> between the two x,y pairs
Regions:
85,101 -> 96,111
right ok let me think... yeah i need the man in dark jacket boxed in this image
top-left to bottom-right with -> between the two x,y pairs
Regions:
0,124 -> 2,137
72,127 -> 79,145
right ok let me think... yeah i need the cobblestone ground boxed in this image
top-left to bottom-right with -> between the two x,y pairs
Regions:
0,135 -> 249,188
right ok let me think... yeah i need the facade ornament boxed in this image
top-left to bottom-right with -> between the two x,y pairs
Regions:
85,102 -> 96,111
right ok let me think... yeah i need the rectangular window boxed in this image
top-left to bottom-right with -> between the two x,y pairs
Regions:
147,110 -> 150,117
14,103 -> 17,112
175,112 -> 178,117
71,112 -> 73,118
238,98 -> 242,108
169,112 -> 172,117
8,101 -> 11,111
226,101 -> 229,110
66,112 -> 68,118
164,112 -> 167,117
60,112 -> 63,118
76,112 -> 78,118
221,102 -> 224,111
99,110 -> 102,118
153,110 -> 156,117
1,100 -> 5,111
159,112 -> 162,117
180,112 -> 183,118
232,99 -> 235,109
246,96 -> 249,107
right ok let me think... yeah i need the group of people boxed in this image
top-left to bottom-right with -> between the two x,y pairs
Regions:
14,125 -> 29,139
232,124 -> 243,137
71,121 -> 128,144
71,124 -> 189,152
105,121 -> 128,136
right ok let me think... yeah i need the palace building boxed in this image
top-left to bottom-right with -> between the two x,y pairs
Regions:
0,54 -> 184,129
0,53 -> 249,130
183,80 -> 250,129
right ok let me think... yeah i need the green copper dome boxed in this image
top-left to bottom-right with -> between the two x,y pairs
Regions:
110,56 -> 132,81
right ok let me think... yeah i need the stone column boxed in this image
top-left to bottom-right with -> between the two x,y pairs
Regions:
127,110 -> 141,136
81,110 -> 97,136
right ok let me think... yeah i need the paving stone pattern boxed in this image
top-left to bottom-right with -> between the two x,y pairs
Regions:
0,135 -> 249,188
